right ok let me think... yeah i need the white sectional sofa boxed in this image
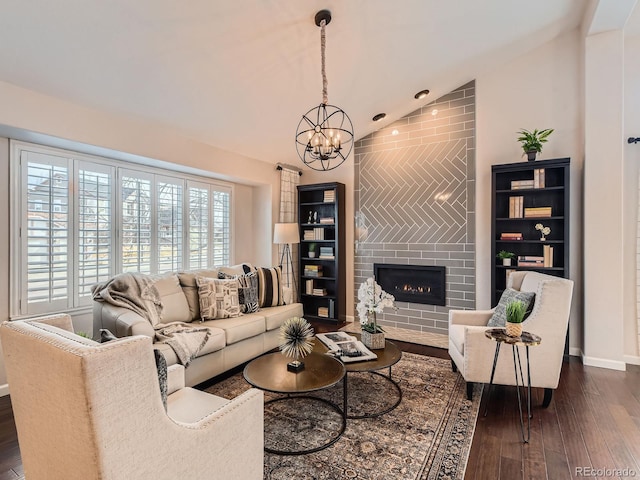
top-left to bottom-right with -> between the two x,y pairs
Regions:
93,265 -> 303,386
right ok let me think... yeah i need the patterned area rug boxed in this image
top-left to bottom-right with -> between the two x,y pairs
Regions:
205,352 -> 482,480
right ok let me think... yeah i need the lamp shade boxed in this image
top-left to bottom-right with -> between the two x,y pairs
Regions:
273,223 -> 300,244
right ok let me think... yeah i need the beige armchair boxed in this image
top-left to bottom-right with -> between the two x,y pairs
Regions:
448,271 -> 573,406
0,314 -> 264,480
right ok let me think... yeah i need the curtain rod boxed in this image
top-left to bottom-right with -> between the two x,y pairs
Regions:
276,163 -> 303,175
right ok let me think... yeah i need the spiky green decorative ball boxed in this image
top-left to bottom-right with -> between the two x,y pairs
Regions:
279,317 -> 314,359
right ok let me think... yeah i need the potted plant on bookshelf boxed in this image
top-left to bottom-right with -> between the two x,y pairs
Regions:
308,242 -> 317,258
517,128 -> 554,161
505,300 -> 526,337
357,277 -> 396,349
496,250 -> 516,266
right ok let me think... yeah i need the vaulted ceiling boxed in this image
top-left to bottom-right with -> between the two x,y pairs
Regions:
0,1 -> 588,164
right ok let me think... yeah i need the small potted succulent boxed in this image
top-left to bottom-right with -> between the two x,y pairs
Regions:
496,250 -> 515,266
517,128 -> 554,161
505,300 -> 526,337
307,242 -> 317,258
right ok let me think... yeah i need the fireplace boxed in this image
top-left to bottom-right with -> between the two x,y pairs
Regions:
374,264 -> 446,306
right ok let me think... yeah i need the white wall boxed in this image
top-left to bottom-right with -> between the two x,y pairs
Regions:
476,30 -> 584,353
623,33 -> 640,361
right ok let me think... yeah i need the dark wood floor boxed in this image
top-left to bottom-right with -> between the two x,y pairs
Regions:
1,322 -> 639,480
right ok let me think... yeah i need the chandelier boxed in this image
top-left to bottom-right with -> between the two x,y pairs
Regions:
295,10 -> 354,172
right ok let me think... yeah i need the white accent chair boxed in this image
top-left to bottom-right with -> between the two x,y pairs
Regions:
0,314 -> 264,480
448,271 -> 574,406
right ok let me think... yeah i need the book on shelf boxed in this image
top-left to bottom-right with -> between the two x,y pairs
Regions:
517,255 -> 544,267
312,288 -> 327,296
305,279 -> 314,295
533,168 -> 546,188
500,232 -> 523,240
317,306 -> 329,317
543,244 -> 554,267
511,179 -> 535,190
319,246 -> 334,259
304,265 -> 323,277
319,217 -> 334,224
328,299 -> 334,319
316,332 -> 377,363
323,190 -> 335,203
509,196 -> 524,218
303,228 -> 325,240
524,206 -> 552,218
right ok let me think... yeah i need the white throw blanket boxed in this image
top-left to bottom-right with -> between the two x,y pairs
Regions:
92,273 -> 210,366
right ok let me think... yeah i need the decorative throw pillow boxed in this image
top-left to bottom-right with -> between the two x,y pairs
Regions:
256,266 -> 285,308
196,276 -> 241,320
218,271 -> 259,313
487,288 -> 536,327
99,328 -> 118,343
153,349 -> 168,411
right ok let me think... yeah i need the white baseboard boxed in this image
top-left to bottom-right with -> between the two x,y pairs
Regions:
582,355 -> 627,371
569,347 -> 582,357
624,354 -> 640,365
0,383 -> 9,397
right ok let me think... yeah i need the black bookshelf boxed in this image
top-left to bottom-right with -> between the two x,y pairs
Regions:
491,158 -> 570,306
297,182 -> 346,323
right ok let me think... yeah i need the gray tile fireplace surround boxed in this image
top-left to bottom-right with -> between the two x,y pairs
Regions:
354,82 -> 476,336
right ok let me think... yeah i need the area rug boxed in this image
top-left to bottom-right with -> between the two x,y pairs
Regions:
204,352 -> 482,480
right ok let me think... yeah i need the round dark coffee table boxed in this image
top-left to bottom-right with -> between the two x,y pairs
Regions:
243,351 -> 346,455
314,333 -> 403,418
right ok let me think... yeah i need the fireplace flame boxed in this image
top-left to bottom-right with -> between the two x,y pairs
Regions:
398,284 -> 431,294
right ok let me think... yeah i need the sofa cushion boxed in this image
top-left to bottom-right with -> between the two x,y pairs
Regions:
203,313 -> 265,345
196,277 -> 241,320
177,269 -> 219,321
487,288 -> 535,327
262,303 -> 304,331
218,263 -> 254,276
256,266 -> 284,308
153,274 -> 191,324
197,326 -> 226,356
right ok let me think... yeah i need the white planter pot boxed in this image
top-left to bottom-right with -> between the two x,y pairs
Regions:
502,258 -> 512,266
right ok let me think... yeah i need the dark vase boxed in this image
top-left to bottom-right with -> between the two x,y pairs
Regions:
526,150 -> 537,162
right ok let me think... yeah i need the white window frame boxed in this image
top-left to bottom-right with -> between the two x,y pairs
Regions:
10,140 -> 235,318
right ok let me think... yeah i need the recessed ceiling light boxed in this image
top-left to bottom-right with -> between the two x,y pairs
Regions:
391,129 -> 399,136
414,89 -> 430,100
372,113 -> 386,122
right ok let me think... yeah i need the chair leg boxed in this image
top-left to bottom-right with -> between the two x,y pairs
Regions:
542,388 -> 553,408
466,382 -> 473,400
451,360 -> 457,373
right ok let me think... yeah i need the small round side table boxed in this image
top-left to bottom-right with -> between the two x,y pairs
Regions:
484,328 -> 542,443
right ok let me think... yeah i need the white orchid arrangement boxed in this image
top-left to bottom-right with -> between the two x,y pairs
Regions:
535,223 -> 551,240
357,277 -> 396,334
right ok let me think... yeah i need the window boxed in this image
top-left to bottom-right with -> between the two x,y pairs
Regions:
12,141 -> 233,316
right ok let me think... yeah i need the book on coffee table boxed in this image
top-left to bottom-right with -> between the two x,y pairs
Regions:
316,332 -> 377,363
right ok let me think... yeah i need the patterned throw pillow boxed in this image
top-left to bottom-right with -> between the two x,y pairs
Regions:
487,288 -> 536,327
153,349 -> 168,411
218,271 -> 259,313
196,276 -> 241,320
256,266 -> 285,308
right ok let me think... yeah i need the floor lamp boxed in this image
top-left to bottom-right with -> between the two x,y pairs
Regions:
273,222 -> 300,299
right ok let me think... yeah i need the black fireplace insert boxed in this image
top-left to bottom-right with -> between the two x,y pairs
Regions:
374,264 -> 446,306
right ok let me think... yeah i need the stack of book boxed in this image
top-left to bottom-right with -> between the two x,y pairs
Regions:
509,196 -> 524,218
312,287 -> 327,296
317,306 -> 329,317
524,206 -> 552,218
533,168 -> 546,188
517,255 -> 544,267
500,232 -> 523,241
323,190 -> 335,203
303,228 -> 324,240
303,265 -> 322,277
511,179 -> 535,190
543,244 -> 554,267
319,217 -> 334,224
319,246 -> 334,259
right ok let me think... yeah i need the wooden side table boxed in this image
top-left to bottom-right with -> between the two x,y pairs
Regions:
484,328 -> 542,443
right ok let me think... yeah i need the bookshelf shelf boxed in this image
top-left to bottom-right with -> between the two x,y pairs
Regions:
491,157 -> 570,307
298,182 -> 345,324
